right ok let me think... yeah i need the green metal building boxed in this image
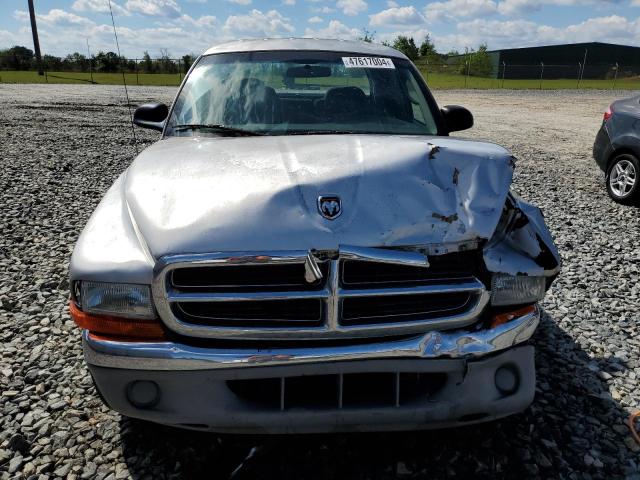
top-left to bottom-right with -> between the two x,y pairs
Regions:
458,42 -> 640,79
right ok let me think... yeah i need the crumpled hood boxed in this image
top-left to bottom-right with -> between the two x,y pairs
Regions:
124,135 -> 514,258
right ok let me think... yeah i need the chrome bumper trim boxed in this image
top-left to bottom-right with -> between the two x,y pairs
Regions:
83,305 -> 539,371
153,248 -> 489,340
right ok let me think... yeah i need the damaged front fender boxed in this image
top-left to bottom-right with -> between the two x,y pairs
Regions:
483,192 -> 561,282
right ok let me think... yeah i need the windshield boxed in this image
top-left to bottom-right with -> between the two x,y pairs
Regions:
165,51 -> 439,137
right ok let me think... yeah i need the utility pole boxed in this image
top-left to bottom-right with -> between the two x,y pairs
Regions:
27,0 -> 44,76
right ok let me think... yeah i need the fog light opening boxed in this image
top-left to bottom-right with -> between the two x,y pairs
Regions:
495,365 -> 519,396
126,380 -> 160,409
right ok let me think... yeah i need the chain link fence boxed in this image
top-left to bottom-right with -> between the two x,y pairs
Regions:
2,54 -> 640,89
414,59 -> 640,89
0,55 -> 192,86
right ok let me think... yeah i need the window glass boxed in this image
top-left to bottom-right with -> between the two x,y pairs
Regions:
167,51 -> 438,136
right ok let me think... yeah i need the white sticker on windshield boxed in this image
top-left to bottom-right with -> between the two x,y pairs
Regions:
342,57 -> 395,69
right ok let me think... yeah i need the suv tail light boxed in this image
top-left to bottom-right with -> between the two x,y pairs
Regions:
604,105 -> 613,122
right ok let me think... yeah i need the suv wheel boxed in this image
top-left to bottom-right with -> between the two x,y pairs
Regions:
606,153 -> 639,205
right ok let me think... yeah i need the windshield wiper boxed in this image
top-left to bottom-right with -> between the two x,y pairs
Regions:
172,124 -> 265,137
287,130 -> 359,135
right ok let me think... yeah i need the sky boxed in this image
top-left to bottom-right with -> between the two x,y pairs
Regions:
2,0 -> 640,58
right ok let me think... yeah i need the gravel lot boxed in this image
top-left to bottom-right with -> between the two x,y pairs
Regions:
1,84 -> 639,479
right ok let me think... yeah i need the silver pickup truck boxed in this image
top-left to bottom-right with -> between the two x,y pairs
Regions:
70,38 -> 560,433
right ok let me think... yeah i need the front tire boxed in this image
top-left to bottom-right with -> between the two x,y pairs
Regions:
606,153 -> 639,205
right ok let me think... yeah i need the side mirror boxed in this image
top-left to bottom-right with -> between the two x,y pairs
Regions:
133,103 -> 168,131
441,105 -> 473,133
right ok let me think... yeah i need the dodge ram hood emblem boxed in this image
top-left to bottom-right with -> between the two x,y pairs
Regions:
318,195 -> 342,220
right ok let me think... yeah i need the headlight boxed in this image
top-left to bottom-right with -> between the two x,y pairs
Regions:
79,281 -> 155,319
491,274 -> 545,306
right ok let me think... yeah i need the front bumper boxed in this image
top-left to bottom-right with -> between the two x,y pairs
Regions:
85,307 -> 539,433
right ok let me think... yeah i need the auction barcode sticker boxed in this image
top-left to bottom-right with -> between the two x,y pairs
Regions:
342,57 -> 395,69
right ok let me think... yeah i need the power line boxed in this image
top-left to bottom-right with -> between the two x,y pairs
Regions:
107,0 -> 138,156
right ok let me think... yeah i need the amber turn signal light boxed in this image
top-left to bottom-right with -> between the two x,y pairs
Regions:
489,305 -> 536,329
69,301 -> 166,340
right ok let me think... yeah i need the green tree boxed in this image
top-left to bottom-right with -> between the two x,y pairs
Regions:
94,51 -> 120,72
64,52 -> 87,72
0,45 -> 34,70
392,36 -> 419,60
42,54 -> 63,71
418,35 -> 436,58
141,51 -> 154,74
461,44 -> 493,77
359,28 -> 375,43
181,54 -> 194,73
418,34 -> 444,65
159,48 -> 175,74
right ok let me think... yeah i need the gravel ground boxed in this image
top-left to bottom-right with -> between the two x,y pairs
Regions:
1,84 -> 639,479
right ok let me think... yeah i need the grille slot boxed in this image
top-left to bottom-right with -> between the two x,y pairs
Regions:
175,299 -> 323,328
153,248 -> 489,339
342,251 -> 476,287
226,371 -> 448,410
341,291 -> 474,326
172,262 -> 328,291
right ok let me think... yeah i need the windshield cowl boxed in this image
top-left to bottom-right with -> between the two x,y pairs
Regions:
173,124 -> 265,137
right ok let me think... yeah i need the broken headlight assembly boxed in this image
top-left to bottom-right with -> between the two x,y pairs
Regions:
73,281 -> 155,319
490,274 -> 545,307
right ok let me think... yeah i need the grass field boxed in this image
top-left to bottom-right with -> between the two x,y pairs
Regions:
2,68 -> 640,90
0,70 -> 184,86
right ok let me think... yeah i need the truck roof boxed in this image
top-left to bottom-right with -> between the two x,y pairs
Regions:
203,38 -> 408,59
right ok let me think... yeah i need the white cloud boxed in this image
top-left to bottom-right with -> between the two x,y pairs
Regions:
38,9 -> 95,27
13,10 -> 29,22
3,10 -> 223,57
228,0 -> 252,4
125,0 -> 181,18
223,9 -> 295,36
387,0 -> 398,6
312,6 -> 336,13
175,14 -> 218,28
304,19 -> 360,38
72,0 -> 129,16
435,14 -> 640,52
425,0 -> 497,22
282,0 -> 296,5
498,0 -> 625,16
336,0 -> 368,16
369,6 -> 427,27
5,0 -> 638,65
496,0 -> 538,15
0,28 -> 31,48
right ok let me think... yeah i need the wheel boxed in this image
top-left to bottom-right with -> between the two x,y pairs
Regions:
606,153 -> 640,205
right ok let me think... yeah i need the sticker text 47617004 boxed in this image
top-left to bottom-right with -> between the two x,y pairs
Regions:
342,57 -> 395,69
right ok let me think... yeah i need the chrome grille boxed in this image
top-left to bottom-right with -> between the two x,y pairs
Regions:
152,247 -> 489,340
